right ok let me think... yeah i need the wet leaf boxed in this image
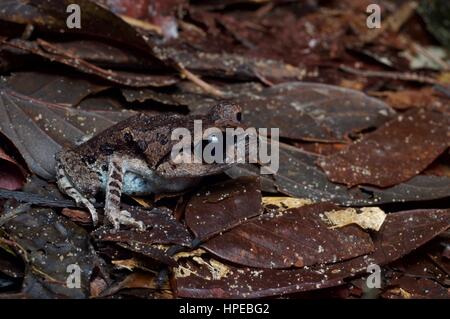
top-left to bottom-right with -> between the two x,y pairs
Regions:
227,143 -> 450,205
185,176 -> 262,241
174,209 -> 450,298
1,205 -> 103,298
44,39 -> 161,70
318,108 -> 450,187
237,82 -> 395,142
93,207 -> 192,247
26,0 -> 168,59
198,202 -> 375,269
360,175 -> 450,204
93,207 -> 191,264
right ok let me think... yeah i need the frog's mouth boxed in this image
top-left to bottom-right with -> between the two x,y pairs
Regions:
155,127 -> 255,178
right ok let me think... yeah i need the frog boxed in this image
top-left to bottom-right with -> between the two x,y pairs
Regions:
56,103 -> 244,230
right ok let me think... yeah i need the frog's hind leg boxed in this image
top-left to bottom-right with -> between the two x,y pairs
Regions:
56,164 -> 99,226
105,156 -> 144,230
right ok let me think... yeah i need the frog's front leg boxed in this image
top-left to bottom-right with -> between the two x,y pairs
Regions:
105,156 -> 145,230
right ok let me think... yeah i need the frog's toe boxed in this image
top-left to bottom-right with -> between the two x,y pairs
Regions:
107,209 -> 145,231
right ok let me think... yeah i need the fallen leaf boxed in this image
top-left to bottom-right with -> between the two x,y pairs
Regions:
5,71 -> 107,106
2,39 -> 179,87
174,209 -> 450,298
226,142 -> 450,205
185,176 -> 262,241
186,179 -> 374,269
235,82 -> 395,142
318,108 -> 450,187
93,207 -> 192,247
1,204 -> 104,298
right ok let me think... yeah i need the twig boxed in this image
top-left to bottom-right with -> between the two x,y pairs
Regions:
179,67 -> 225,97
120,15 -> 162,34
339,64 -> 440,85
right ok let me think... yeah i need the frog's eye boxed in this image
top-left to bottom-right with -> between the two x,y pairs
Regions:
236,112 -> 242,122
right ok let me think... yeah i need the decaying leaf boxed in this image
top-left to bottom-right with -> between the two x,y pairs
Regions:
324,207 -> 387,231
2,39 -> 179,87
318,108 -> 450,188
93,207 -> 192,265
1,204 -> 104,298
236,82 -> 395,142
186,179 -> 374,269
185,176 -> 262,241
226,142 -> 450,206
174,209 -> 450,298
199,202 -> 375,269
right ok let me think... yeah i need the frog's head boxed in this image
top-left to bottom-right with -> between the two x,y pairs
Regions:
155,103 -> 255,178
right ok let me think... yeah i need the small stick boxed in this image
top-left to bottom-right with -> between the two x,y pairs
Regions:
339,65 -> 439,85
179,67 -> 225,97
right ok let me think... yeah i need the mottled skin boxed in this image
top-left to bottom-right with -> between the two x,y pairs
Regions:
56,103 -> 243,230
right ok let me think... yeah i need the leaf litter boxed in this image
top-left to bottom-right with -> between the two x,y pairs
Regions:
0,0 -> 449,299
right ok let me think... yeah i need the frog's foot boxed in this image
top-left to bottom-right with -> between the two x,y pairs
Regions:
56,163 -> 99,226
107,209 -> 145,231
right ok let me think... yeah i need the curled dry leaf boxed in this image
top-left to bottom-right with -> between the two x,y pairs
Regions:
174,209 -> 450,298
318,108 -> 450,188
100,272 -> 171,298
324,207 -> 387,231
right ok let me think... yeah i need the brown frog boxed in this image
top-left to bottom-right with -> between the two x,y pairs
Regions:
56,103 -> 244,230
